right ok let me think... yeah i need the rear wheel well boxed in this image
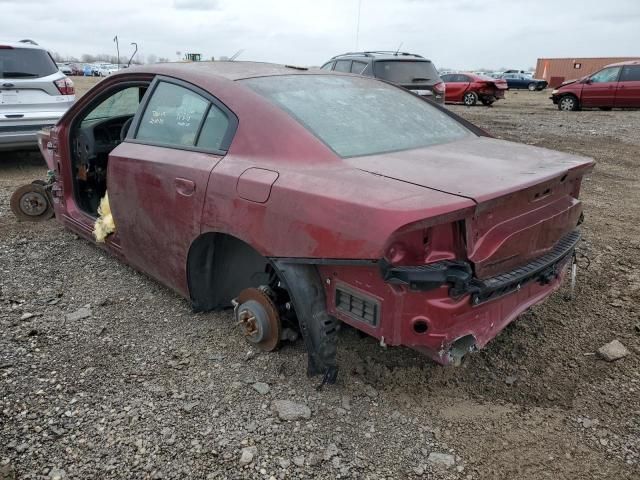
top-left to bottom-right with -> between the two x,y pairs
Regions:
187,232 -> 272,311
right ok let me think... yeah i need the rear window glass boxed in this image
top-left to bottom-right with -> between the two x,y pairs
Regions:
373,60 -> 439,84
243,75 -> 471,158
0,47 -> 58,79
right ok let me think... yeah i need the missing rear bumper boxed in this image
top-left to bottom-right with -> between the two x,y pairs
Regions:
381,230 -> 581,305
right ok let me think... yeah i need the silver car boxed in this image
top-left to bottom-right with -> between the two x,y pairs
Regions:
0,40 -> 75,150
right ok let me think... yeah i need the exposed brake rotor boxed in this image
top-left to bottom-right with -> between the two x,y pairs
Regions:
235,287 -> 281,352
10,183 -> 54,222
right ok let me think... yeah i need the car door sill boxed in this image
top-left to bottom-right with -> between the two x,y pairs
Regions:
61,212 -> 123,254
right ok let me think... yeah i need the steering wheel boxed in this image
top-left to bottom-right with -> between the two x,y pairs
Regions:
120,117 -> 134,142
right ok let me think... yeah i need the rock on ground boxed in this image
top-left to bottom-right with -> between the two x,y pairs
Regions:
65,307 -> 91,322
239,446 -> 257,466
252,382 -> 270,395
271,400 -> 311,421
598,339 -> 630,361
428,452 -> 456,468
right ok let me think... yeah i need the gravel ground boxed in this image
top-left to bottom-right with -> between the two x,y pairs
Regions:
1,80 -> 639,479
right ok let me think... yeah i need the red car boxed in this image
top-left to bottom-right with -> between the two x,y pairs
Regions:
440,73 -> 508,106
551,60 -> 640,111
31,62 -> 593,382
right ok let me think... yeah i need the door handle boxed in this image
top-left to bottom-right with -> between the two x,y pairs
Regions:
175,177 -> 195,196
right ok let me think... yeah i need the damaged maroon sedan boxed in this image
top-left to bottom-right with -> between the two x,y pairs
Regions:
34,62 -> 594,383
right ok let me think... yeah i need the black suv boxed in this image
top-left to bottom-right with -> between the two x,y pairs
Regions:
321,51 -> 445,104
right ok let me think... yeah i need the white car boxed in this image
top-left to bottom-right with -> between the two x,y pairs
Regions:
1,40 -> 75,150
57,63 -> 73,75
95,64 -> 121,76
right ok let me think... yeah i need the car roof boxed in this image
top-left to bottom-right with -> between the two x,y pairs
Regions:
329,51 -> 429,61
443,72 -> 494,80
0,41 -> 47,50
125,61 -> 323,81
605,60 -> 640,67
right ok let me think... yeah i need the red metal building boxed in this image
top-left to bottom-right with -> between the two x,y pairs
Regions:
535,57 -> 640,88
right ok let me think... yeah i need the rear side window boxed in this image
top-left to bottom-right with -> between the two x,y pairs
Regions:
351,61 -> 368,74
333,60 -> 351,73
620,65 -> 640,82
135,81 -> 234,151
0,47 -> 58,79
197,105 -> 230,150
373,60 -> 440,84
244,75 -> 471,158
136,82 -> 208,147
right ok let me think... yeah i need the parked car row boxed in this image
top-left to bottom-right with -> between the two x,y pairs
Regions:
319,53 -> 552,109
56,61 -> 123,76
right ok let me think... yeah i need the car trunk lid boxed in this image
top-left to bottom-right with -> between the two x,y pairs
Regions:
347,136 -> 594,277
490,78 -> 509,90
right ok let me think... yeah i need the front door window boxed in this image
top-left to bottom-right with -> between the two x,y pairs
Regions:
590,67 -> 621,84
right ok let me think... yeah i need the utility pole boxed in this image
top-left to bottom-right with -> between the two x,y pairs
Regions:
128,42 -> 138,67
355,0 -> 362,50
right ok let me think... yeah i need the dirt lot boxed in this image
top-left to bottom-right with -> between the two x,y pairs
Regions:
1,79 -> 639,479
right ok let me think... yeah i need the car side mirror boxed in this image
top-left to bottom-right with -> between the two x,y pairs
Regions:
582,78 -> 592,84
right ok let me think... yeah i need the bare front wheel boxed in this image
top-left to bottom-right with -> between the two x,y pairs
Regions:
528,83 -> 537,91
10,183 -> 54,222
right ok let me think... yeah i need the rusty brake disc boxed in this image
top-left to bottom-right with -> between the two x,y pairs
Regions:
10,183 -> 54,222
235,287 -> 281,352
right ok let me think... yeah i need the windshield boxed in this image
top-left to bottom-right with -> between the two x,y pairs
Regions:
243,75 -> 471,158
0,47 -> 58,79
373,60 -> 440,84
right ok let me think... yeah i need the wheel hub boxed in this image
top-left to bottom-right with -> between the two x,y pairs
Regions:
10,183 -> 54,222
20,191 -> 48,216
235,288 -> 281,352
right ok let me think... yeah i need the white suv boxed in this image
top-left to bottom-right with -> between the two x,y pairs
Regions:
0,40 -> 75,150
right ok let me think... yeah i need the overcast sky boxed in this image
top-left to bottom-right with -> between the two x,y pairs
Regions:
1,0 -> 639,69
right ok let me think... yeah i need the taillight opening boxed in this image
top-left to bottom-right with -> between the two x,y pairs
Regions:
54,77 -> 74,96
433,82 -> 446,94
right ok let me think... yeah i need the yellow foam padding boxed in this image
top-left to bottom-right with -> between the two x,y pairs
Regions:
93,192 -> 116,242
